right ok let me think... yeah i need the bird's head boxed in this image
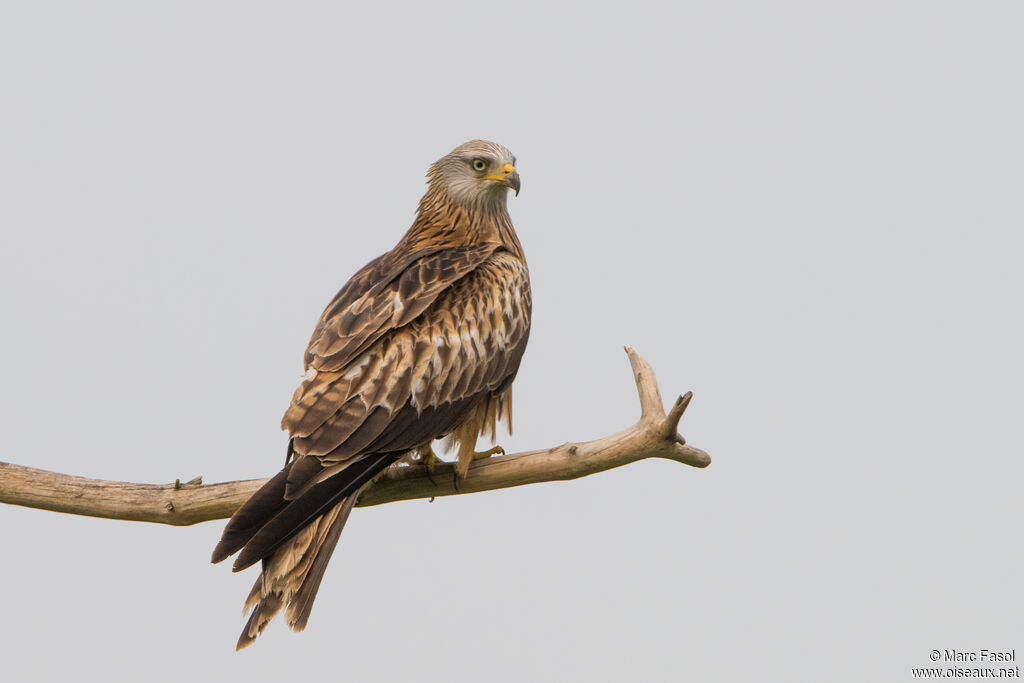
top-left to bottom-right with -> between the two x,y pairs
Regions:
427,140 -> 520,210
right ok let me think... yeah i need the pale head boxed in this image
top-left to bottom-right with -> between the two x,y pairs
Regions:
427,140 -> 520,210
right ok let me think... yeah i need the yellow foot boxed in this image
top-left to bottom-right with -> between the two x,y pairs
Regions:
454,445 -> 505,484
472,445 -> 505,461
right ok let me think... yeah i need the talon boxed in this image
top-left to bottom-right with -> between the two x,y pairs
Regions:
414,445 -> 444,485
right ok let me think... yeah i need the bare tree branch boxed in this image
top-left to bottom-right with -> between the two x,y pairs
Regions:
0,348 -> 709,526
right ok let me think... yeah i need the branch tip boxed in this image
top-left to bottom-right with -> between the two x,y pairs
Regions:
663,391 -> 692,437
625,347 -> 664,420
668,443 -> 711,468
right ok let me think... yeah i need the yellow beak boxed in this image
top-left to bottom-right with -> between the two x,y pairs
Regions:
484,163 -> 521,196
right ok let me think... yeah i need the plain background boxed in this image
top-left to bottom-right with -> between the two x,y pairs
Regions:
2,2 -> 1021,681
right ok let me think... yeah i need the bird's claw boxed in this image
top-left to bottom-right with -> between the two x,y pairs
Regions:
413,446 -> 445,486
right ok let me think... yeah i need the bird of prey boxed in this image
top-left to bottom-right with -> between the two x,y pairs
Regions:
211,140 -> 531,649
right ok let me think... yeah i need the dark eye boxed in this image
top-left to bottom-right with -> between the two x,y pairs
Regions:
471,158 -> 487,172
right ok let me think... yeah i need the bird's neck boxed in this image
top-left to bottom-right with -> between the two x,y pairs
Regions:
402,186 -> 524,258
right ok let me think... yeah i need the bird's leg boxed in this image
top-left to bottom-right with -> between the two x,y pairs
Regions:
415,444 -> 444,472
413,444 -> 443,485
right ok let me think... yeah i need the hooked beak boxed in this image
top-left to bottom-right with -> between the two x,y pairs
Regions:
504,169 -> 521,196
485,163 -> 521,196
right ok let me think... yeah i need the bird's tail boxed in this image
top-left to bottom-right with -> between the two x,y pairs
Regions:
235,495 -> 355,650
211,451 -> 400,650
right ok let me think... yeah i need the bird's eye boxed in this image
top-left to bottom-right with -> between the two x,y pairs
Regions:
471,159 -> 487,172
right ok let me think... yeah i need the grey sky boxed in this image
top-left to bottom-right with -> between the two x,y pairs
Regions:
2,2 -> 1021,681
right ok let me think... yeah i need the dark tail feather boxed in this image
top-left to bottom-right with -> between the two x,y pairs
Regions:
231,452 -> 398,572
212,466 -> 293,565
213,456 -> 330,565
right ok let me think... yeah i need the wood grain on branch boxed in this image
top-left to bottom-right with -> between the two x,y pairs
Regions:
0,348 -> 709,526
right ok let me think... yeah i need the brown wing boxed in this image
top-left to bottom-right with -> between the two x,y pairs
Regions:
283,249 -> 531,468
301,243 -> 502,372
